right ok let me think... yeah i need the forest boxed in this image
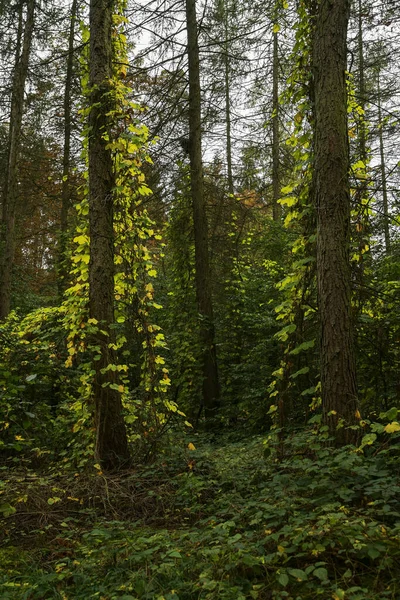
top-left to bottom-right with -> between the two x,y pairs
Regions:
0,0 -> 400,598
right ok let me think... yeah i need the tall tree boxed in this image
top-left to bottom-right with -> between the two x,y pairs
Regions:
88,0 -> 129,468
58,0 -> 78,296
271,19 -> 281,221
313,0 -> 359,443
0,0 -> 35,319
185,0 -> 220,420
219,0 -> 234,196
376,70 -> 390,253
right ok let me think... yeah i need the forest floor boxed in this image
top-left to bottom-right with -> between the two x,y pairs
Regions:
1,430 -> 400,600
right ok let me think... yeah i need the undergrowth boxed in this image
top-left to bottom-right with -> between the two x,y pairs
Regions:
1,429 -> 400,600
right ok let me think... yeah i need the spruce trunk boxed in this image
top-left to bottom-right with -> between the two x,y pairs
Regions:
272,26 -> 281,221
89,0 -> 129,469
185,0 -> 220,421
0,0 -> 35,319
58,0 -> 78,296
313,0 -> 359,444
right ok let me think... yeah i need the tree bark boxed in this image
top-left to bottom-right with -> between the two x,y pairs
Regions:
222,1 -> 234,196
89,0 -> 129,469
185,0 -> 220,421
0,0 -> 35,319
272,25 -> 281,221
354,0 -> 370,295
377,73 -> 390,253
58,0 -> 78,297
313,0 -> 359,444
357,0 -> 367,165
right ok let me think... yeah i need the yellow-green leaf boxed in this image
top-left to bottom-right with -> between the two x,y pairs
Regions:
384,422 -> 400,434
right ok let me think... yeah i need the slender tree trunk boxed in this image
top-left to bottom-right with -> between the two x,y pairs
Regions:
222,2 -> 234,196
185,0 -> 220,420
58,0 -> 78,296
354,0 -> 369,295
0,0 -> 35,319
357,0 -> 367,165
89,0 -> 129,469
272,25 -> 281,221
313,0 -> 359,444
377,73 -> 390,253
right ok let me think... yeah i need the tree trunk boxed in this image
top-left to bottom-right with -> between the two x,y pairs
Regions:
58,0 -> 78,297
222,1 -> 234,196
357,0 -> 367,165
313,0 -> 359,444
354,0 -> 370,297
89,0 -> 129,469
0,0 -> 35,319
185,0 -> 220,421
377,73 -> 390,253
272,24 -> 281,221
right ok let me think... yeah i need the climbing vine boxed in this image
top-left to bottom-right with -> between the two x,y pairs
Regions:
62,1 -> 181,452
267,0 -> 319,437
268,0 -> 376,440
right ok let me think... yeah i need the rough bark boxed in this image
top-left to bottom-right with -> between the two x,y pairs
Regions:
0,0 -> 35,319
89,0 -> 129,469
185,0 -> 220,420
58,0 -> 78,296
313,0 -> 359,444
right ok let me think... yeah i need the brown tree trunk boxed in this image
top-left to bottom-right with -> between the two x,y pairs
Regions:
222,1 -> 234,196
185,0 -> 220,421
0,0 -> 35,319
89,0 -> 129,469
313,0 -> 359,444
377,73 -> 390,253
354,0 -> 370,298
272,24 -> 281,221
357,0 -> 367,165
58,0 -> 78,297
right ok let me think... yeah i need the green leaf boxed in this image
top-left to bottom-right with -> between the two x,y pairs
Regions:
47,497 -> 62,505
367,546 -> 381,559
370,422 -> 385,434
380,407 -> 399,421
229,533 -> 242,543
290,366 -> 310,379
275,323 -> 296,341
278,573 -> 289,587
289,339 -> 315,355
0,503 -> 16,517
360,433 -> 377,447
288,568 -> 307,581
313,567 -> 328,582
